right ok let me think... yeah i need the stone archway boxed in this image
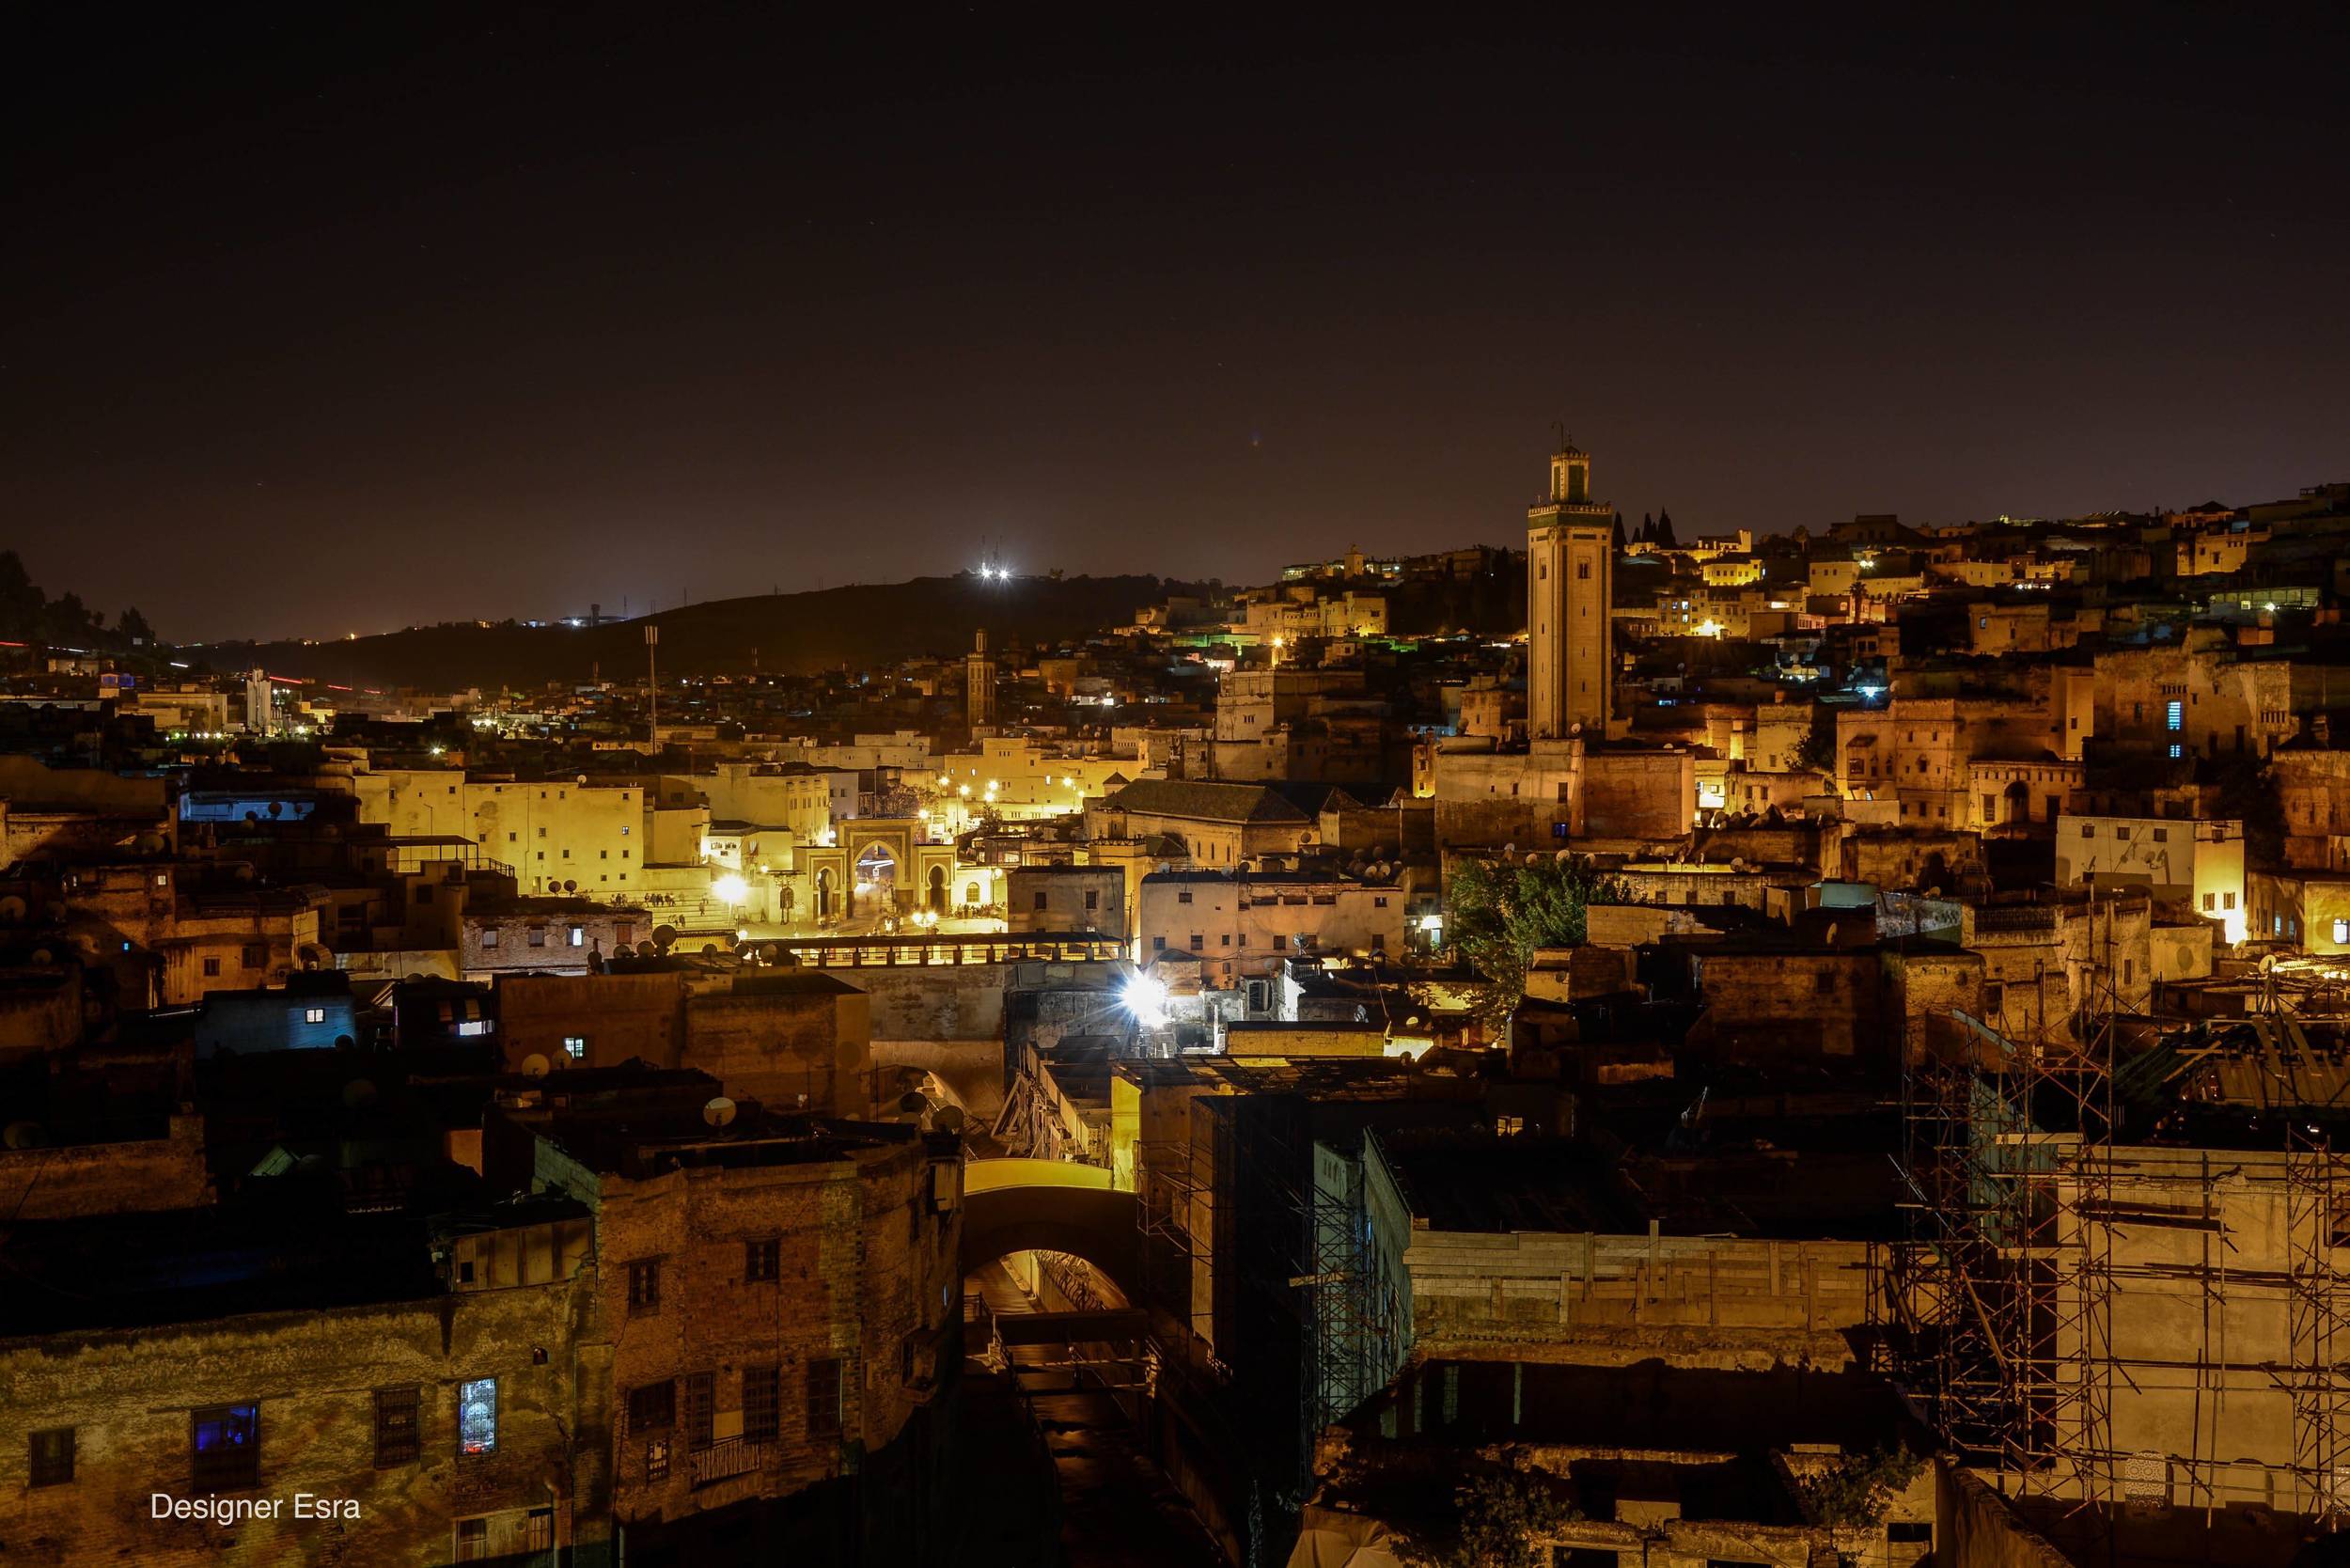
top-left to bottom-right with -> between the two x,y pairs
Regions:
960,1160 -> 1142,1304
854,843 -> 898,917
929,864 -> 948,913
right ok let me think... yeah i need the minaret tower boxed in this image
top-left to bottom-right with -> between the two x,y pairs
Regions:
1526,432 -> 1614,739
964,629 -> 997,730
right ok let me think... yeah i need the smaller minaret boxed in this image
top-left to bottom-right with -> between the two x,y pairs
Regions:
964,630 -> 997,730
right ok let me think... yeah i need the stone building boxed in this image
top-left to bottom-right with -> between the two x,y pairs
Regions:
1526,439 -> 1615,740
491,1094 -> 963,1562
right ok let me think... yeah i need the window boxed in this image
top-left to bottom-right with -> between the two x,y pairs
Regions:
807,1358 -> 843,1437
644,1437 -> 670,1482
1374,896 -> 1387,907
2153,827 -> 2169,842
568,925 -> 585,947
2170,744 -> 2184,759
1576,561 -> 1590,580
1190,933 -> 1205,951
1177,888 -> 1192,904
455,1519 -> 491,1561
374,1387 -> 420,1467
627,1380 -> 676,1433
1033,891 -> 1048,911
191,1402 -> 260,1490
29,1427 -> 73,1487
527,927 -> 546,948
243,945 -> 265,967
745,1238 -> 780,1282
628,1259 -> 662,1313
2080,824 -> 2094,839
562,1034 -> 587,1059
2203,893 -> 2217,911
686,1372 -> 715,1450
203,956 -> 222,978
2336,919 -> 2349,945
458,1378 -> 498,1454
2167,699 -> 2184,732
1085,889 -> 1099,911
1152,936 -> 1167,951
744,1365 -> 781,1442
305,1007 -> 326,1025
481,926 -> 500,949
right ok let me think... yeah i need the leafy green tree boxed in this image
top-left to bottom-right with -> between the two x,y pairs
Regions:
1405,1472 -> 1582,1568
1792,1445 -> 1925,1533
118,605 -> 156,645
1446,854 -> 1623,1018
1794,703 -> 1838,774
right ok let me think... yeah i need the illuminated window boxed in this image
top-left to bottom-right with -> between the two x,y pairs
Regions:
191,1402 -> 260,1490
2336,919 -> 2349,945
562,1035 -> 587,1059
305,1007 -> 325,1024
2167,699 -> 2184,731
458,1378 -> 497,1455
568,925 -> 585,947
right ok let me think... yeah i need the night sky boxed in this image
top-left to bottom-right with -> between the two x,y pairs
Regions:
7,7 -> 2347,642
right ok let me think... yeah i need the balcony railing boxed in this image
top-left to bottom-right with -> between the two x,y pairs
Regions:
690,1435 -> 766,1488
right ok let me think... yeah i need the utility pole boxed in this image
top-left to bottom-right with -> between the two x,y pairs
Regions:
645,624 -> 659,753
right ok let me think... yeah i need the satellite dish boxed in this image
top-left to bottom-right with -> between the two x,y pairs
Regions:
653,923 -> 678,949
562,879 -> 577,893
1502,842 -> 1517,856
577,775 -> 588,787
703,1096 -> 738,1127
28,948 -> 54,965
0,896 -> 25,923
635,940 -> 658,957
1731,857 -> 1748,872
4,1121 -> 47,1151
932,1105 -> 965,1135
898,1090 -> 929,1116
521,1053 -> 552,1077
2260,954 -> 2280,973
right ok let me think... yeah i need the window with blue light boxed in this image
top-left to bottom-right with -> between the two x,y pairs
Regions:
2167,699 -> 2184,731
191,1403 -> 260,1489
459,1378 -> 497,1455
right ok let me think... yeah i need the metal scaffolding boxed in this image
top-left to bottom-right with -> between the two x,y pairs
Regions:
1891,899 -> 2350,1529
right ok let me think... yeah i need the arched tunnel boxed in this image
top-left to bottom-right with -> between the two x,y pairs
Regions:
960,1158 -> 1141,1303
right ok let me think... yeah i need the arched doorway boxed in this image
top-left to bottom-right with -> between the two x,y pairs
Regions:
928,864 -> 948,913
816,868 -> 836,921
854,844 -> 898,917
2003,779 -> 2030,824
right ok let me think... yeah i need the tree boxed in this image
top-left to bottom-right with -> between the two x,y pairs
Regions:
118,605 -> 155,645
1792,1445 -> 1925,1561
1610,511 -> 1625,553
1653,508 -> 1679,549
1405,1472 -> 1582,1568
1794,703 -> 1838,774
1446,854 -> 1624,1019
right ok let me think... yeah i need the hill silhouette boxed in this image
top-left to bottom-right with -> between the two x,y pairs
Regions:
217,574 -> 1202,690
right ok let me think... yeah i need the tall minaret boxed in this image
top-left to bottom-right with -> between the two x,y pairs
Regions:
1526,434 -> 1613,739
964,629 -> 997,730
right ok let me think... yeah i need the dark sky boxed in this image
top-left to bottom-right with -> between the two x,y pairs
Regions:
7,6 -> 2347,642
